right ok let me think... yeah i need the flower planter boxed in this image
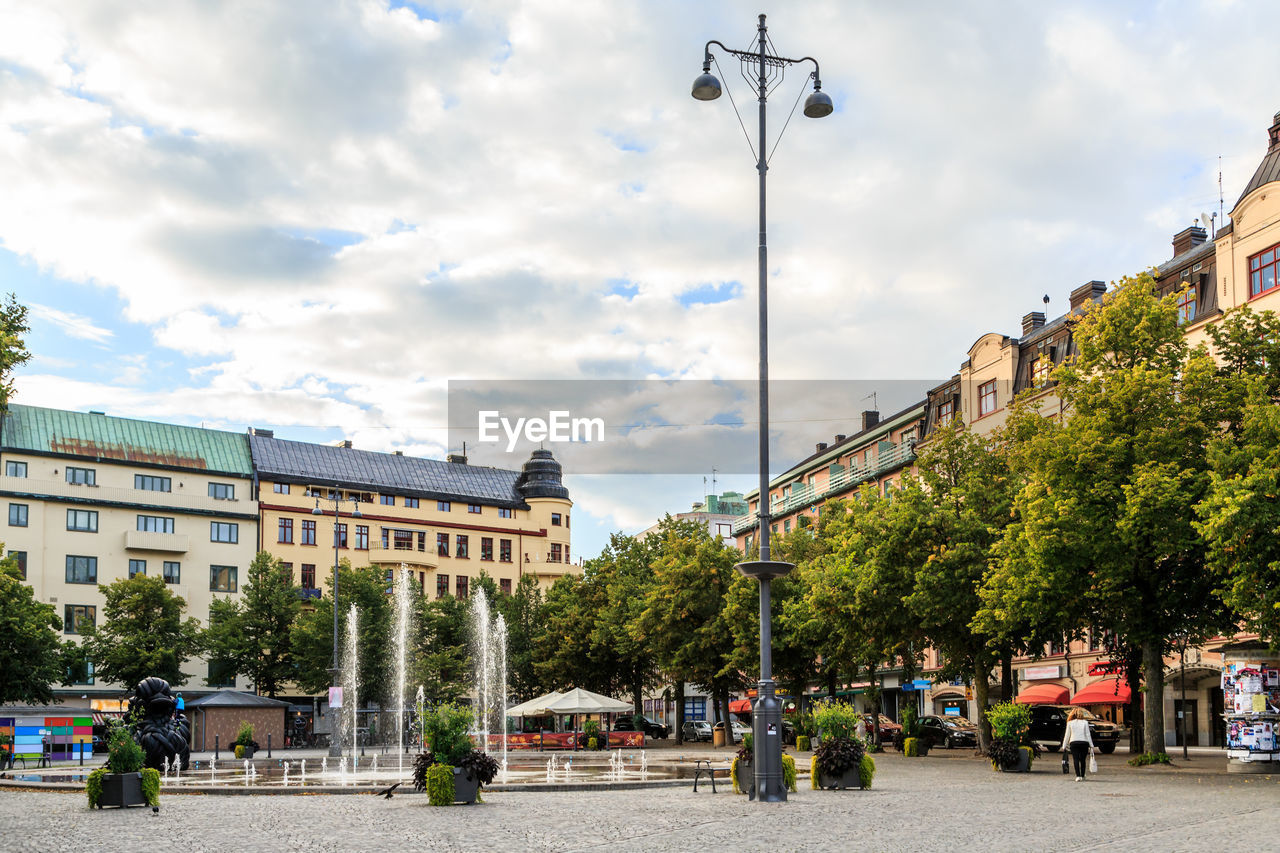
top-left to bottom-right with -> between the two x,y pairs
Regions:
999,747 -> 1032,773
453,767 -> 480,804
816,767 -> 863,790
98,772 -> 146,809
733,759 -> 753,795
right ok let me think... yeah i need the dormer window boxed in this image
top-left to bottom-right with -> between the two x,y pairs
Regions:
1249,243 -> 1280,299
1031,356 -> 1052,387
978,380 -> 998,417
1177,286 -> 1197,324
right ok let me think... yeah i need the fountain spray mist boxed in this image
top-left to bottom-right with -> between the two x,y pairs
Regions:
394,564 -> 411,780
343,605 -> 359,766
470,588 -> 508,756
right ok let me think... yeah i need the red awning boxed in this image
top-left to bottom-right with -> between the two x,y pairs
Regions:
1070,677 -> 1131,706
1014,683 -> 1069,705
729,699 -> 753,714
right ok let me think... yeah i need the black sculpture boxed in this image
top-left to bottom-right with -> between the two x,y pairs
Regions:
128,677 -> 191,771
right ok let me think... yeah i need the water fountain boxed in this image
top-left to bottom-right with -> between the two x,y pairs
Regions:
394,564 -> 412,781
342,604 -> 359,768
470,589 -> 508,759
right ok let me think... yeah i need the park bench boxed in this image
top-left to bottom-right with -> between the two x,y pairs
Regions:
691,759 -> 731,793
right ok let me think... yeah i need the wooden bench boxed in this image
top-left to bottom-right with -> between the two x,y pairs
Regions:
691,759 -> 731,793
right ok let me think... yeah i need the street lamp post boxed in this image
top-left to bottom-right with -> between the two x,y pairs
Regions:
314,487 -> 361,758
692,13 -> 832,804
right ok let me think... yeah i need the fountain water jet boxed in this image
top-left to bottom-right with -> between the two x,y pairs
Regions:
394,564 -> 412,780
342,605 -> 359,768
470,589 -> 508,757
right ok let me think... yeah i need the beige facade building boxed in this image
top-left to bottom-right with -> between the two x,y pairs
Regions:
0,405 -> 258,697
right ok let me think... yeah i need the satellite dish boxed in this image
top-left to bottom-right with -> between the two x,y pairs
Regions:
1201,212 -> 1213,232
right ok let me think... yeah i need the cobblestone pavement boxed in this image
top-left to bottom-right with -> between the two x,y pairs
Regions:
2,753 -> 1276,852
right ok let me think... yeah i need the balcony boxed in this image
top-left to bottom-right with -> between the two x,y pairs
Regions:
873,440 -> 917,475
0,475 -> 251,516
368,543 -> 438,568
123,530 -> 190,553
732,514 -> 758,535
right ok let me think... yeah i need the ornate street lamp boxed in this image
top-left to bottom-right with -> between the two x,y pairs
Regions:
314,486 -> 361,757
691,14 -> 832,803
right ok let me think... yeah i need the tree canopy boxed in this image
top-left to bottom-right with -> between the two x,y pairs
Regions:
80,575 -> 204,689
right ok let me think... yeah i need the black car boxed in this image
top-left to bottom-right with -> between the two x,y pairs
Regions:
613,714 -> 669,739
1027,705 -> 1122,754
917,715 -> 980,749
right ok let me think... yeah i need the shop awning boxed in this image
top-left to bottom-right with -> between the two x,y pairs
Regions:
1014,684 -> 1069,705
1070,677 -> 1131,706
729,699 -> 752,714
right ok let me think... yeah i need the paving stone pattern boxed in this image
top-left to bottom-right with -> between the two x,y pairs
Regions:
1,753 -> 1276,852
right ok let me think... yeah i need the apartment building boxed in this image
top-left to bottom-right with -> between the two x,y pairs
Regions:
635,490 -> 748,547
0,405 -> 258,697
248,431 -> 576,599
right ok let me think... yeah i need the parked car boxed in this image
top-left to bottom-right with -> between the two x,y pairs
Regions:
862,714 -> 903,742
682,720 -> 714,742
729,719 -> 751,740
612,714 -> 669,739
1028,705 -> 1122,754
917,715 -> 980,749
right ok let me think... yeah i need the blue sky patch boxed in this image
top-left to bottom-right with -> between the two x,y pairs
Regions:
678,281 -> 741,307
388,1 -> 439,21
606,279 -> 638,299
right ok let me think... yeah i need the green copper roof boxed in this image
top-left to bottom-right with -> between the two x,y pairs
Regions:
0,404 -> 252,476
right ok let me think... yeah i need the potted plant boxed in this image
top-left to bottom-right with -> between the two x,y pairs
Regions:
583,719 -> 601,750
233,721 -> 257,759
731,733 -> 753,794
412,702 -> 499,805
87,722 -> 158,809
986,702 -> 1034,773
899,705 -> 930,756
810,702 -> 875,790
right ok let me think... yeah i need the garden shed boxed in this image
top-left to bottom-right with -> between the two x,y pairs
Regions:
186,692 -> 290,752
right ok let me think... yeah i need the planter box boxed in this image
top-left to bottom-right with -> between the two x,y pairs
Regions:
453,767 -> 479,804
999,747 -> 1032,773
98,772 -> 145,809
734,760 -> 753,794
816,767 -> 863,790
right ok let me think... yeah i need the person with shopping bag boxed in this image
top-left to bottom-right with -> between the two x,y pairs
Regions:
1060,707 -> 1096,781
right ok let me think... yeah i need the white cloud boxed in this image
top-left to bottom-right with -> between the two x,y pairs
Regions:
28,303 -> 114,343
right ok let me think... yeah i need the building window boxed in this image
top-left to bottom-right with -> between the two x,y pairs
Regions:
208,660 -> 236,688
783,519 -> 791,533
66,555 -> 97,584
550,543 -> 562,562
211,522 -> 239,543
137,515 -> 175,534
301,564 -> 316,589
66,655 -> 95,685
163,561 -> 180,584
456,575 -> 469,598
355,525 -> 369,550
62,604 -> 93,635
684,697 -> 706,721
468,504 -> 481,514
481,537 -> 493,561
273,482 -> 290,494
334,523 -> 348,548
392,529 -> 413,550
417,531 -> 427,551
134,474 -> 171,492
66,466 -> 95,485
456,535 -> 469,558
8,550 -> 27,580
1177,286 -> 1197,324
498,508 -> 513,519
564,545 -> 569,562
381,494 -> 395,505
499,539 -> 512,563
278,518 -> 293,543
978,380 -> 997,417
208,482 -> 235,500
404,497 -> 419,509
437,501 -> 451,512
66,509 -> 98,532
500,578 -> 512,595
436,573 -> 449,598
565,514 -> 569,528
437,533 -> 449,557
5,460 -> 27,477
129,559 -> 146,578
551,513 -> 562,526
301,519 -> 316,545
210,565 -> 238,592
1031,356 -> 1052,387
1249,243 -> 1280,299
8,503 -> 27,527
1048,638 -> 1066,656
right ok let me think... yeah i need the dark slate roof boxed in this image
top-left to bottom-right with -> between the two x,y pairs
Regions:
1235,143 -> 1280,212
0,404 -> 252,475
184,691 -> 291,708
248,434 -> 528,507
1155,238 -> 1216,278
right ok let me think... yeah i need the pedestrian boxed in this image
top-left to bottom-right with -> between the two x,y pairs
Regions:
1061,707 -> 1096,781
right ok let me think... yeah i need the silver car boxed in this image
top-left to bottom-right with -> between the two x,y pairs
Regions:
682,720 -> 713,741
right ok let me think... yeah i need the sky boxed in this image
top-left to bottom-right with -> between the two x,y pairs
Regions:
2,0 -> 1279,561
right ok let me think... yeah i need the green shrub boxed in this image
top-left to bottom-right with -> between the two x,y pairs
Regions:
903,737 -> 919,757
858,754 -> 876,789
742,732 -> 753,752
140,768 -> 160,807
234,745 -> 245,760
587,737 -> 598,751
1128,752 -> 1173,767
583,719 -> 600,741
411,750 -> 437,791
809,754 -> 819,789
781,754 -> 797,792
234,721 -> 255,747
106,723 -> 144,775
421,703 -> 474,765
985,702 -> 1031,742
814,734 -> 866,777
86,767 -> 107,808
814,702 -> 862,741
731,756 -> 747,794
901,705 -> 919,740
796,734 -> 811,752
457,750 -> 499,785
789,711 -> 817,739
426,763 -> 456,806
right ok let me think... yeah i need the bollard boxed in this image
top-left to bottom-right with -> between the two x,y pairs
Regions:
267,734 -> 272,758
215,735 -> 219,761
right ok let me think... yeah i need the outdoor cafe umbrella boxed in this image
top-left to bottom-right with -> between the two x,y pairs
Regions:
543,688 -> 634,751
505,690 -> 566,718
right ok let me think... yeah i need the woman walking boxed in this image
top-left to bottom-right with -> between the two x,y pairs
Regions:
1061,708 -> 1096,781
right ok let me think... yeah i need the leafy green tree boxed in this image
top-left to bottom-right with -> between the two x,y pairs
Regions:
589,532 -> 663,712
0,294 -> 30,412
412,591 -> 472,704
535,570 -> 619,694
0,551 -> 70,705
290,560 -> 392,696
80,575 -> 204,689
496,574 -> 548,702
203,551 -> 301,696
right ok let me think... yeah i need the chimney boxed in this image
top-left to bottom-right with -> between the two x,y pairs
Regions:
1021,312 -> 1045,336
1069,280 -> 1107,311
862,410 -> 880,431
446,453 -> 468,464
833,434 -> 847,443
815,442 -> 828,453
1172,225 -> 1207,257
392,450 -> 404,456
338,440 -> 352,449
1269,110 -> 1280,151
249,427 -> 274,438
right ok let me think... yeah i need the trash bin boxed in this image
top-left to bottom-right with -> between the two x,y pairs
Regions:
712,727 -> 726,748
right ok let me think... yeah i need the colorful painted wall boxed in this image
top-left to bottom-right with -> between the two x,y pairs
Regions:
0,712 -> 93,760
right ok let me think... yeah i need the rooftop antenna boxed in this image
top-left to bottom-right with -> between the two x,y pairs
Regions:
1043,294 -> 1050,306
862,391 -> 878,411
712,467 -> 718,495
1218,154 -> 1224,226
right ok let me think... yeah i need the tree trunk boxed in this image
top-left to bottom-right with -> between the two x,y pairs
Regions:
719,690 -> 733,744
1126,647 -> 1144,754
1142,640 -> 1166,756
973,663 -> 991,754
867,663 -> 881,746
632,664 -> 642,716
1000,655 -> 1013,703
826,668 -> 837,701
711,695 -> 723,744
675,681 -> 685,745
